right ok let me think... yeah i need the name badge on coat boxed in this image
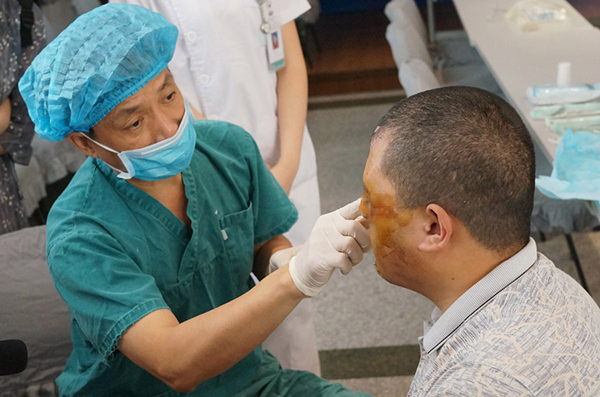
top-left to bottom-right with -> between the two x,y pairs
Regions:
257,0 -> 285,71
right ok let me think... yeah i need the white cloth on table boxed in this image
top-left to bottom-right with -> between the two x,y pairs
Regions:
384,0 -> 427,44
399,58 -> 440,97
531,188 -> 600,234
385,20 -> 503,97
110,0 -> 322,375
386,19 -> 432,68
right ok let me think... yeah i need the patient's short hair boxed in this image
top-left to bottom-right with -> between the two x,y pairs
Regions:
373,86 -> 535,252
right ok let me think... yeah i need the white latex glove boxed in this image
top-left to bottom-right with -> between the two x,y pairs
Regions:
269,245 -> 302,273
288,198 -> 371,297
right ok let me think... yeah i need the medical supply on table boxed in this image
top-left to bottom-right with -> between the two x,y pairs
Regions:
526,83 -> 600,105
526,64 -> 600,135
557,62 -> 571,86
80,102 -> 197,181
18,4 -> 178,142
288,199 -> 370,297
505,0 -> 570,32
536,129 -> 600,212
530,101 -> 600,136
545,114 -> 600,135
530,101 -> 600,119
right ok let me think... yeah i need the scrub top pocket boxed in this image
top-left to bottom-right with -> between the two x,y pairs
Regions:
219,203 -> 256,296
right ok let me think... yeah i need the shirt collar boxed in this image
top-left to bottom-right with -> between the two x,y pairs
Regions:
422,238 -> 538,353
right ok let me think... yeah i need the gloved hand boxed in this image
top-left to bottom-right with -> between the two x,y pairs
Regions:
288,198 -> 371,297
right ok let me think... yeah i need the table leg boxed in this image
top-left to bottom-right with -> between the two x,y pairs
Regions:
427,0 -> 436,44
565,233 -> 589,292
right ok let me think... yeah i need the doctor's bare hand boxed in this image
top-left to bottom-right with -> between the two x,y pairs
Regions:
288,198 -> 371,297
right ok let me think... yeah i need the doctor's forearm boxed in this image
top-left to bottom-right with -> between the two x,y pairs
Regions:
273,21 -> 307,193
118,266 -> 305,392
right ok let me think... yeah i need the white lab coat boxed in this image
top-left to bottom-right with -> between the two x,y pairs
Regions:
111,0 -> 322,375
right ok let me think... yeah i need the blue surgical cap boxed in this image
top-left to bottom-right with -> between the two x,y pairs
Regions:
18,4 -> 178,142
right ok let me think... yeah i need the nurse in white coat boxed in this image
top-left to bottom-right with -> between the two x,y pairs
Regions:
110,0 -> 322,375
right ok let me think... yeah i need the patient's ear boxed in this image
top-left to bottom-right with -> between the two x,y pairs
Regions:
418,204 -> 452,252
66,132 -> 98,158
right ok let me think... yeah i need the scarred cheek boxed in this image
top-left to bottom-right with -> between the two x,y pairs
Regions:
372,226 -> 398,276
373,242 -> 394,261
372,208 -> 412,275
374,218 -> 396,248
396,210 -> 412,227
372,209 -> 412,248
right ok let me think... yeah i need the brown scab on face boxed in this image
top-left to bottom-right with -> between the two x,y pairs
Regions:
362,193 -> 413,277
362,135 -> 414,277
366,193 -> 412,246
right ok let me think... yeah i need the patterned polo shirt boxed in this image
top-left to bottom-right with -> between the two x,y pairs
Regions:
408,238 -> 600,396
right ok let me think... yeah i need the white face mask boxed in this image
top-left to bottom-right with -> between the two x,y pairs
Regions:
81,103 -> 196,181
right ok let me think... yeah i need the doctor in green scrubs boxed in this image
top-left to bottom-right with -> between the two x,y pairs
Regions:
19,4 -> 371,397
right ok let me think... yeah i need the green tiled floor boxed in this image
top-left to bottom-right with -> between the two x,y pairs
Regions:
320,345 -> 421,380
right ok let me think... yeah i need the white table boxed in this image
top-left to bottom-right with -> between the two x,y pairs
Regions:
452,0 -> 600,162
454,0 -> 593,47
449,0 -> 600,291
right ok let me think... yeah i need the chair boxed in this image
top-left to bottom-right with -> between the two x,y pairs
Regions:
0,226 -> 71,397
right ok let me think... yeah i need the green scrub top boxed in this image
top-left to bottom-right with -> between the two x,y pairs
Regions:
46,120 -> 298,396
